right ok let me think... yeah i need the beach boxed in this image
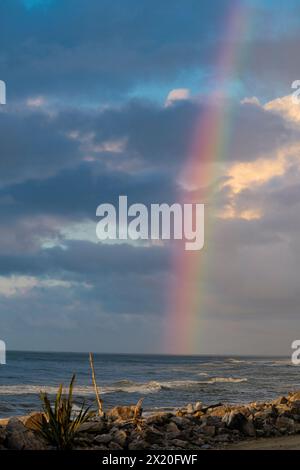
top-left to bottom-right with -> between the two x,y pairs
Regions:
227,434 -> 300,450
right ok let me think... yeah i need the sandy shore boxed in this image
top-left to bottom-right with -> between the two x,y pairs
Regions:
227,434 -> 300,450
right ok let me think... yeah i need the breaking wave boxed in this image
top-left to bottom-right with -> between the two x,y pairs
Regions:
0,377 -> 247,397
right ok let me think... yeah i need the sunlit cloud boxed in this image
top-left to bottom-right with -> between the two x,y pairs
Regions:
220,94 -> 300,219
165,88 -> 190,107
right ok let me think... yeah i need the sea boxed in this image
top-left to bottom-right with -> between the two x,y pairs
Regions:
0,352 -> 299,418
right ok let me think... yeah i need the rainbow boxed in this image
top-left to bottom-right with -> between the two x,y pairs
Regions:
165,1 -> 252,354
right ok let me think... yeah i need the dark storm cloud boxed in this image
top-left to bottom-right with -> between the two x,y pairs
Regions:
0,163 -> 177,224
0,0 -> 226,101
0,108 -> 82,185
1,0 -> 299,102
1,99 -> 299,188
0,240 -> 170,316
0,239 -> 170,278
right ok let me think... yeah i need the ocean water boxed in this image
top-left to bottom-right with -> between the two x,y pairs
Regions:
0,352 -> 299,418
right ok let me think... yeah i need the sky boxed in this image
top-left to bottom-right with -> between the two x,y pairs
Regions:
0,0 -> 300,354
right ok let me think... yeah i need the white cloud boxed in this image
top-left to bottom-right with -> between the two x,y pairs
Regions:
26,96 -> 46,108
165,88 -> 190,107
0,275 -> 83,298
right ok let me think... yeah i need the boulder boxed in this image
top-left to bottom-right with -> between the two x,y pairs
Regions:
222,411 -> 245,429
142,427 -> 164,445
200,425 -> 216,437
171,416 -> 192,429
254,406 -> 277,422
128,438 -> 150,450
272,396 -> 288,406
73,436 -> 92,448
165,421 -> 180,434
242,419 -> 256,437
78,420 -> 105,434
112,429 -> 127,447
93,433 -> 112,444
276,416 -> 296,433
194,402 -> 202,412
275,405 -> 292,417
169,438 -> 189,448
0,426 -> 6,445
186,404 -> 194,414
289,400 -> 300,416
23,412 -> 45,431
201,444 -> 211,449
206,415 -> 223,427
5,418 -> 48,450
215,434 -> 231,443
109,441 -> 123,450
145,412 -> 173,426
222,411 -> 255,436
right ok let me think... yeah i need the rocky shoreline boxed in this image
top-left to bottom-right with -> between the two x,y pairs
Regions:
2,391 -> 300,450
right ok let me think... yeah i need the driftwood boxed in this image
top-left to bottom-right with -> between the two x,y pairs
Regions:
134,397 -> 144,419
89,352 -> 104,416
107,397 -> 144,422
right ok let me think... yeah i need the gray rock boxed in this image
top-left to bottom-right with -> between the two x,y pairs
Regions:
215,434 -> 230,442
94,433 -> 112,444
109,441 -> 123,450
186,404 -> 194,414
112,429 -> 127,447
128,438 -> 150,450
5,418 -> 47,450
200,425 -> 215,437
74,436 -> 91,448
0,426 -> 6,445
165,421 -> 180,434
79,420 -> 105,434
276,416 -> 296,432
222,411 -> 255,436
201,444 -> 211,449
194,402 -> 202,412
142,427 -> 164,445
206,415 -> 223,427
145,413 -> 173,426
171,416 -> 192,429
169,438 -> 189,448
289,400 -> 300,415
242,419 -> 256,437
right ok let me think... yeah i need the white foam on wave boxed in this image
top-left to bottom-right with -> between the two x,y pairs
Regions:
227,358 -> 254,365
0,385 -> 96,396
269,359 -> 292,366
206,377 -> 248,384
0,376 -> 247,397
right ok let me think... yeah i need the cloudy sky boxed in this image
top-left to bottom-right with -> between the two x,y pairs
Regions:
0,0 -> 300,354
